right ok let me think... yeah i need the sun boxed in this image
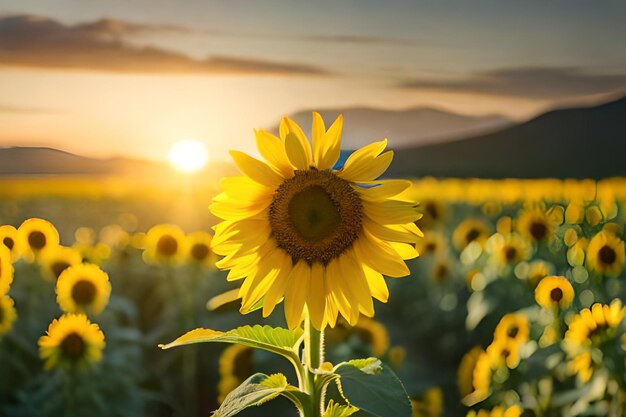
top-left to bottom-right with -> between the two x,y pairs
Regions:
168,140 -> 209,173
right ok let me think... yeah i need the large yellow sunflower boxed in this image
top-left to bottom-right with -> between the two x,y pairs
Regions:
586,230 -> 625,277
38,313 -> 105,370
18,218 -> 60,262
56,263 -> 111,315
143,224 -> 187,265
534,275 -> 574,309
0,294 -> 17,336
210,114 -> 422,330
38,245 -> 83,281
0,225 -> 22,262
0,245 -> 14,295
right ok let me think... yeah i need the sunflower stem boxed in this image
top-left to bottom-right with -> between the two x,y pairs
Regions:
302,317 -> 323,417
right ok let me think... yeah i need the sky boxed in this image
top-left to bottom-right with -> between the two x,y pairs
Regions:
1,0 -> 625,161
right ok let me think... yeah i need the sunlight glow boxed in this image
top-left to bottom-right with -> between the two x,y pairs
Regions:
168,140 -> 209,173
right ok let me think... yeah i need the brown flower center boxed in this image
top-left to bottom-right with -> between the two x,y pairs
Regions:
269,169 -> 363,265
2,237 -> 14,250
233,347 -> 253,380
529,221 -> 547,241
465,228 -> 480,245
157,235 -> 178,256
191,243 -> 210,261
550,287 -> 563,302
504,246 -> 518,262
28,231 -> 46,250
52,261 -> 71,279
61,332 -> 85,359
507,326 -> 519,339
598,245 -> 617,265
71,279 -> 97,305
425,202 -> 439,220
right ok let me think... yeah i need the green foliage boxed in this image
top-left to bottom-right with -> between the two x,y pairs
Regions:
212,373 -> 291,417
323,400 -> 359,417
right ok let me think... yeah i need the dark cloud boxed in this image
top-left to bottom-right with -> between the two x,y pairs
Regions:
401,67 -> 626,99
0,15 -> 328,75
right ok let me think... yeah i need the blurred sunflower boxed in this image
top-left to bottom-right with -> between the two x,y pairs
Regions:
418,199 -> 447,228
411,387 -> 443,417
516,207 -> 555,243
210,113 -> 421,330
488,234 -> 531,267
466,405 -> 522,417
56,264 -> 111,315
73,242 -> 111,265
458,346 -> 484,398
352,316 -> 390,357
18,218 -> 60,261
38,313 -> 105,370
38,245 -> 83,281
486,339 -> 520,369
416,231 -> 447,257
0,225 -> 21,261
185,231 -> 216,267
0,246 -> 14,295
0,294 -> 17,336
493,313 -> 529,345
526,260 -> 553,287
452,218 -> 491,251
143,224 -> 187,265
471,351 -> 495,399
535,276 -> 574,309
432,257 -> 451,284
564,300 -> 626,382
217,344 -> 253,404
586,230 -> 625,277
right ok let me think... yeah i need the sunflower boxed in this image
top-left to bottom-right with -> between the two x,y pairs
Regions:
38,313 -> 105,370
416,231 -> 447,257
471,351 -> 495,398
535,276 -> 574,309
38,245 -> 83,281
466,405 -> 522,417
217,344 -> 253,404
432,257 -> 451,284
56,263 -> 111,315
488,233 -> 531,267
493,313 -> 529,345
586,230 -> 625,277
452,218 -> 491,251
411,387 -> 443,417
516,207 -> 555,243
143,224 -> 187,265
458,346 -> 484,398
73,242 -> 111,265
0,246 -> 14,295
352,316 -> 390,357
18,218 -> 60,261
185,231 -> 216,267
0,225 -> 22,261
0,295 -> 17,336
418,199 -> 447,228
526,260 -> 553,287
486,339 -> 520,369
210,114 -> 421,330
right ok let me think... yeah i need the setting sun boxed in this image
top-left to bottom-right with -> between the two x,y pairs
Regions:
167,140 -> 209,173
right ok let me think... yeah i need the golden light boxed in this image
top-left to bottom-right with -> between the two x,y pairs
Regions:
167,140 -> 209,173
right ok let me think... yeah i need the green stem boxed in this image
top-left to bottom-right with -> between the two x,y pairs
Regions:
302,317 -> 324,417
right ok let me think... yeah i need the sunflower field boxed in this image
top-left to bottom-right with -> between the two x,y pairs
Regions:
1,121 -> 626,417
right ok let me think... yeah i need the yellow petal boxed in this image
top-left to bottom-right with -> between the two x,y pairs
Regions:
363,199 -> 421,225
363,264 -> 389,303
262,253 -> 292,317
284,260 -> 309,329
338,139 -> 392,182
326,258 -> 354,324
311,112 -> 326,166
317,114 -> 343,170
364,221 -> 421,244
389,241 -> 419,260
255,129 -> 294,178
230,150 -> 283,187
307,262 -> 327,330
285,128 -> 310,170
354,180 -> 412,201
339,249 -> 374,318
281,117 -> 312,167
353,231 -> 410,278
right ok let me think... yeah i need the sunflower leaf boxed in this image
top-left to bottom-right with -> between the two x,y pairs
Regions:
212,372 -> 296,417
159,325 -> 304,362
333,360 -> 411,417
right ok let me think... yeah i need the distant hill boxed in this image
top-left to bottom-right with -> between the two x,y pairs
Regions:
276,107 -> 511,149
386,95 -> 626,179
0,147 -> 163,176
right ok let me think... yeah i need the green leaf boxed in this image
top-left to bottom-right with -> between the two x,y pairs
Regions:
333,361 -> 411,417
159,325 -> 303,362
324,400 -> 359,417
212,373 -> 287,417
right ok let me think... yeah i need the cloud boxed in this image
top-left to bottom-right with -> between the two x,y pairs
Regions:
297,34 -> 423,46
400,67 -> 626,99
0,15 -> 328,75
0,104 -> 60,115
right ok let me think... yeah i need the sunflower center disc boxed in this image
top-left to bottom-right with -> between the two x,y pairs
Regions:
599,245 -> 616,265
157,235 -> 178,256
28,231 -> 46,250
62,332 -> 85,359
3,237 -> 14,250
72,279 -> 97,305
465,229 -> 480,244
505,246 -> 517,261
507,326 -> 519,338
530,221 -> 547,240
550,287 -> 563,302
191,243 -> 210,261
269,169 -> 363,265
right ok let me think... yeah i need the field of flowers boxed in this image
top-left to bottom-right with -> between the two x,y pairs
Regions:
1,175 -> 625,417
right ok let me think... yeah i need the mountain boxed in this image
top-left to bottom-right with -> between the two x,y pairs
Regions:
0,147 -> 163,176
277,107 -> 511,149
386,95 -> 626,179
